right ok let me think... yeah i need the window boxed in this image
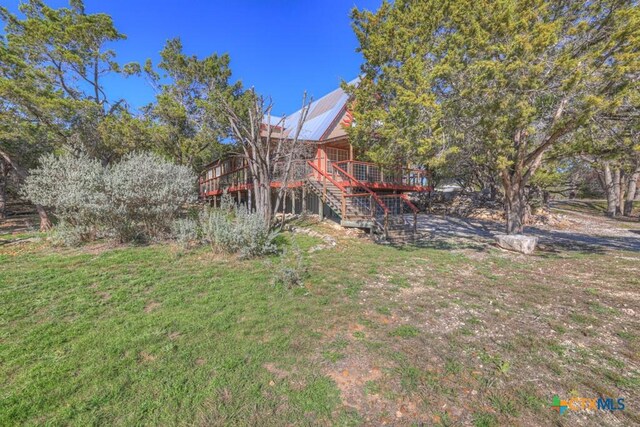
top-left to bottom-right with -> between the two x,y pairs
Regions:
325,147 -> 349,174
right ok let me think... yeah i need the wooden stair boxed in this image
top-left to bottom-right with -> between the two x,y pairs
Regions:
305,179 -> 374,224
304,161 -> 419,243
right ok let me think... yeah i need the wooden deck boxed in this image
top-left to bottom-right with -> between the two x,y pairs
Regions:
199,159 -> 431,240
199,160 -> 430,197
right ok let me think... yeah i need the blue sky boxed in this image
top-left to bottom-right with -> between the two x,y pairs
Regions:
4,0 -> 381,115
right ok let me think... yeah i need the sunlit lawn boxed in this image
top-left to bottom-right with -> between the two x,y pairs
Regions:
1,222 -> 638,426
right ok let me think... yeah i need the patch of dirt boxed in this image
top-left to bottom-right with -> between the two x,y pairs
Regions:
218,387 -> 232,404
326,361 -> 383,411
96,291 -> 111,301
350,250 -> 640,425
143,301 -> 161,313
263,363 -> 291,380
80,242 -> 122,255
138,351 -> 156,363
285,224 -> 337,252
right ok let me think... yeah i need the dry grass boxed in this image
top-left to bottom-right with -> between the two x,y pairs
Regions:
1,211 -> 639,426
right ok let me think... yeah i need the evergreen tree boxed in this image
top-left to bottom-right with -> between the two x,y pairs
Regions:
348,0 -> 639,233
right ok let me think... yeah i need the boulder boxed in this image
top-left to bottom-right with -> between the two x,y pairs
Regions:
495,234 -> 538,254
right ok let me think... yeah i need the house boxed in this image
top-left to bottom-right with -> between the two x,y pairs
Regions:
199,80 -> 431,240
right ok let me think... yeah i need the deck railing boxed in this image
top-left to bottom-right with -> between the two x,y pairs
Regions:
199,158 -> 419,237
199,165 -> 250,195
201,159 -> 430,196
377,194 -> 419,233
333,160 -> 429,188
200,160 -> 314,196
308,160 -> 390,238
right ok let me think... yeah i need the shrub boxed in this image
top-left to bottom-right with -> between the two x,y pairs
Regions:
273,245 -> 307,288
234,204 -> 279,258
22,154 -> 106,239
50,221 -> 95,247
171,218 -> 199,248
23,152 -> 196,244
197,193 -> 279,257
104,152 -> 196,242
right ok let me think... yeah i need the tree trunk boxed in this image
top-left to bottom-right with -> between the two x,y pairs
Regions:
252,176 -> 272,225
613,168 -> 623,215
505,185 -> 526,234
0,148 -> 53,230
0,160 -> 7,220
501,129 -> 529,235
489,182 -> 497,201
600,162 -> 617,217
36,204 -> 52,231
624,167 -> 640,216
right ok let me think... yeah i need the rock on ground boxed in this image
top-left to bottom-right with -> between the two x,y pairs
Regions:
495,234 -> 538,254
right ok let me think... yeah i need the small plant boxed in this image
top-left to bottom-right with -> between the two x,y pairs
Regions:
363,380 -> 381,395
444,358 -> 462,375
389,325 -> 420,338
273,246 -> 307,288
472,412 -> 498,427
495,359 -> 511,375
376,306 -> 392,316
489,393 -> 519,416
50,221 -> 94,247
198,194 -> 279,258
171,218 -> 199,248
322,350 -> 345,363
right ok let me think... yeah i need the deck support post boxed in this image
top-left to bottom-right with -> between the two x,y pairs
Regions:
320,173 -> 326,220
302,185 -> 307,214
290,189 -> 295,214
384,213 -> 389,240
369,195 -> 375,241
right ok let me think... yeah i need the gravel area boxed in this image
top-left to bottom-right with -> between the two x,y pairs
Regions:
413,209 -> 640,252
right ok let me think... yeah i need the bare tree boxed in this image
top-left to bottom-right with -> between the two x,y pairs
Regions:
218,90 -> 312,226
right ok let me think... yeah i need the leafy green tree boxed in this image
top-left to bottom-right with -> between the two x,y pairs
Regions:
0,102 -> 55,228
349,0 -> 639,233
0,0 -> 142,229
570,107 -> 639,217
134,38 -> 236,171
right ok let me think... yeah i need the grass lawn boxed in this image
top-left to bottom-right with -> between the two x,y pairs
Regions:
1,221 -> 639,426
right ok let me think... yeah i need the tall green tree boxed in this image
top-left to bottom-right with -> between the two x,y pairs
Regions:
349,0 -> 639,233
135,38 -> 235,171
570,105 -> 640,217
0,96 -> 57,228
0,0 -> 147,229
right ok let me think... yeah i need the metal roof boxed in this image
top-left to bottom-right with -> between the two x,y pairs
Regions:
281,77 -> 360,141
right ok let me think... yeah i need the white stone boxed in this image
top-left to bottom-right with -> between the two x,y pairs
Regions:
495,234 -> 538,254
